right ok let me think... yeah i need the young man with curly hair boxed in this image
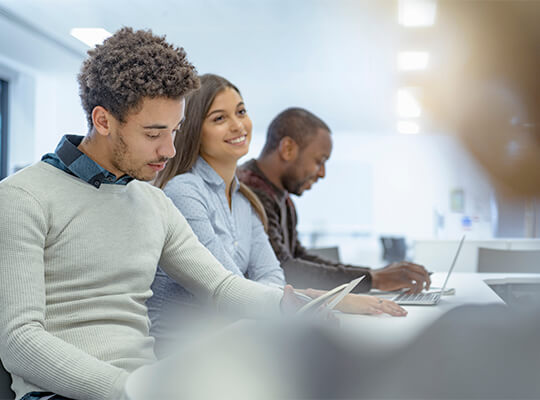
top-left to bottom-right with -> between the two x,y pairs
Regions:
0,28 -> 293,400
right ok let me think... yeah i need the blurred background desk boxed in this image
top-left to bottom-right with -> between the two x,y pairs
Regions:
412,238 -> 540,272
339,272 -> 540,350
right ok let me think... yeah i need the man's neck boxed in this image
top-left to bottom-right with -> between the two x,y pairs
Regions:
78,135 -> 123,178
255,154 -> 286,192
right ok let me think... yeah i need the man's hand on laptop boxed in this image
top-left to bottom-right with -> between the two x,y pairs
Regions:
371,262 -> 431,294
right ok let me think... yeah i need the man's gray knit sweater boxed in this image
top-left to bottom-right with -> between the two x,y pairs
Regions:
0,162 -> 282,400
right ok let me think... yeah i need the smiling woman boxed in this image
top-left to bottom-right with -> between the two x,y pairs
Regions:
147,74 -> 407,353
147,74 -> 285,348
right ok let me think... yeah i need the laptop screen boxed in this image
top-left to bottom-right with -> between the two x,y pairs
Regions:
439,235 -> 466,293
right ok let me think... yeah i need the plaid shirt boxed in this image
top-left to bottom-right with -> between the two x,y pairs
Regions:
42,135 -> 133,188
238,159 -> 372,292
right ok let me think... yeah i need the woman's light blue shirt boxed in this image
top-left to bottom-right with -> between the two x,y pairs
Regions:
148,157 -> 285,344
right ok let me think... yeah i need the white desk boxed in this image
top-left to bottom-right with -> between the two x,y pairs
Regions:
338,272 -> 539,350
125,273 -> 540,400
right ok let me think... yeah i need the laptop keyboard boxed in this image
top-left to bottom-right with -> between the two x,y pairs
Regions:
394,292 -> 439,303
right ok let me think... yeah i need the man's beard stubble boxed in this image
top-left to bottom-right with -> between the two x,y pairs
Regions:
111,130 -> 170,181
282,166 -> 312,196
111,132 -> 153,181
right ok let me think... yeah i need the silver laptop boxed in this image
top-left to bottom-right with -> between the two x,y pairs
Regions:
393,235 -> 465,305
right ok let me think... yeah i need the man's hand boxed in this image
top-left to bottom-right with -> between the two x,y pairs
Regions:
371,262 -> 431,294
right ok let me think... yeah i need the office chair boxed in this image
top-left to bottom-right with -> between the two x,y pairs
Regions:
380,236 -> 407,263
477,247 -> 540,273
0,360 -> 14,400
307,246 -> 341,263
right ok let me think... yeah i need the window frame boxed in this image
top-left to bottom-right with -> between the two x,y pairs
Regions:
0,79 -> 8,180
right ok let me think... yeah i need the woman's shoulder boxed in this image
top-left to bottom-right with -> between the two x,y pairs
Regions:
163,172 -> 205,193
163,172 -> 209,198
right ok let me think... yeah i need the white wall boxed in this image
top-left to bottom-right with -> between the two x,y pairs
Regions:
33,71 -> 84,161
0,13 -> 86,173
291,133 -> 496,266
0,57 -> 33,171
243,129 -> 497,267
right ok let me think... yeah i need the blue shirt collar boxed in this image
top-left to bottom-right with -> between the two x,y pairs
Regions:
41,134 -> 134,188
193,156 -> 240,194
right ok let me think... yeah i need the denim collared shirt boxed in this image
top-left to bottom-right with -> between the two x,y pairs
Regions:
42,135 -> 133,188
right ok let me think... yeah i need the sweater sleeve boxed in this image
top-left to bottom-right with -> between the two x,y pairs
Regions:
157,195 -> 283,317
0,185 -> 129,400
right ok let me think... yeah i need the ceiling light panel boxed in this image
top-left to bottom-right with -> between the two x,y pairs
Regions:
70,28 -> 112,47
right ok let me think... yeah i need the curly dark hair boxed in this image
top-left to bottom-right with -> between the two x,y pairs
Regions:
77,27 -> 199,130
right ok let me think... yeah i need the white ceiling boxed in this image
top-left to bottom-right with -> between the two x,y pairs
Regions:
0,0 -> 538,135
0,0 -> 404,134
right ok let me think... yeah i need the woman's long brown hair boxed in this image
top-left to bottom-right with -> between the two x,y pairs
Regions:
154,73 -> 268,229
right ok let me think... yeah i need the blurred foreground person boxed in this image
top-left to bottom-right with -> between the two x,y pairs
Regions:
425,0 -> 540,198
123,303 -> 540,399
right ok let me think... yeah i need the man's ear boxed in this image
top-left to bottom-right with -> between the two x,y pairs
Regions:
278,137 -> 299,161
91,106 -> 112,137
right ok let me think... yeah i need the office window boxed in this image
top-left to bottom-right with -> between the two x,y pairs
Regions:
0,79 -> 8,180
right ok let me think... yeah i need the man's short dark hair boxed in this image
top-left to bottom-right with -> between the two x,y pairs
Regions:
78,27 -> 199,130
261,107 -> 330,156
